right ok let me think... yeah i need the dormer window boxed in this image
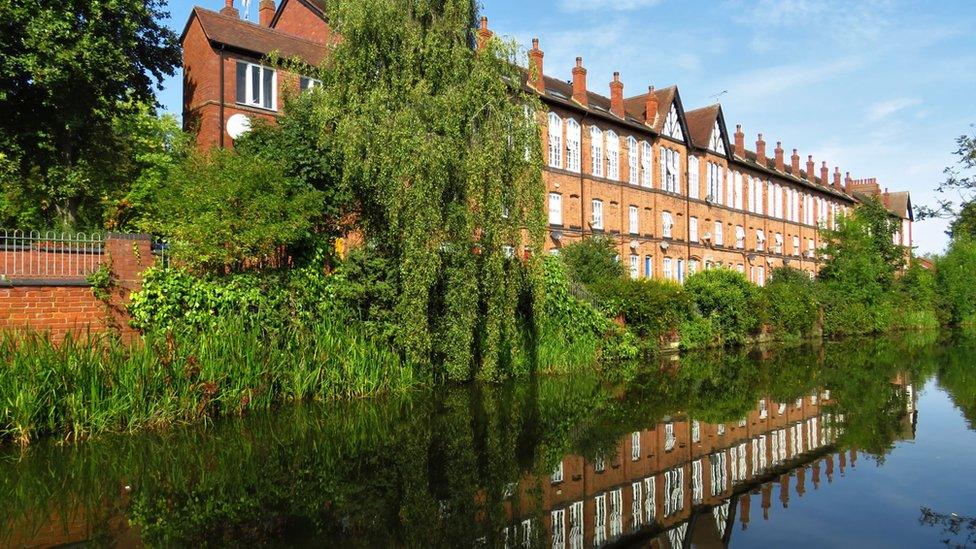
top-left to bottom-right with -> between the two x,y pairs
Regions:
236,61 -> 277,111
663,103 -> 683,140
708,121 -> 725,154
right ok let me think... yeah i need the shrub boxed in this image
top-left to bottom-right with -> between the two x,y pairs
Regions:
762,267 -> 819,338
559,237 -> 626,288
936,238 -> 976,325
679,317 -> 716,350
146,149 -> 324,273
589,277 -> 692,343
683,269 -> 761,345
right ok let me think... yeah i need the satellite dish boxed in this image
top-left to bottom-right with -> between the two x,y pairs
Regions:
227,114 -> 252,140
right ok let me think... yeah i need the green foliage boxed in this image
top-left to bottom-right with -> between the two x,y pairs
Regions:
818,198 -> 906,336
86,262 -> 114,302
590,277 -> 691,343
936,237 -> 976,325
0,0 -> 180,228
683,269 -> 761,345
146,149 -> 324,273
0,316 -> 418,445
559,237 -> 626,288
762,267 -> 819,338
678,316 -> 716,351
540,256 -> 610,338
306,0 -> 546,381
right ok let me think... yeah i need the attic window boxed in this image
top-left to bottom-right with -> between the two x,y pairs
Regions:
548,90 -> 569,100
708,121 -> 725,154
663,103 -> 683,140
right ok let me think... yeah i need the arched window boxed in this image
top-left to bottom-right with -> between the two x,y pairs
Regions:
606,130 -> 619,180
590,126 -> 604,177
565,119 -> 581,172
547,113 -> 562,168
628,137 -> 638,185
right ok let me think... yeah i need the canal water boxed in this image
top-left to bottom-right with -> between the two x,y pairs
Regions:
1,331 -> 974,548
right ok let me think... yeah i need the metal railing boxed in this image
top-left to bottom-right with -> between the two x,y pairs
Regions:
0,229 -> 106,279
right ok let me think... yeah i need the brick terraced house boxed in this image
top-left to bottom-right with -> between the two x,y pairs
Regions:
180,4 -> 913,284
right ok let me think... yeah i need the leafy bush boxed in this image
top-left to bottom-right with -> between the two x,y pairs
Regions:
936,237 -> 976,325
590,277 -> 692,343
762,267 -> 819,338
541,255 -> 611,338
146,149 -> 324,273
679,317 -> 716,350
560,237 -> 625,288
683,269 -> 761,345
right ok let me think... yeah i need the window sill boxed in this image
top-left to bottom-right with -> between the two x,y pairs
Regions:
235,101 -> 278,113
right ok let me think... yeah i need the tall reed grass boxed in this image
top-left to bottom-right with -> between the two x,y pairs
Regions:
0,317 -> 420,445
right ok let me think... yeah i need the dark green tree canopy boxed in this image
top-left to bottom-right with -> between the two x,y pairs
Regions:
0,0 -> 181,228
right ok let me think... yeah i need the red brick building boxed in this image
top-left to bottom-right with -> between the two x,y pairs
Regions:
179,4 -> 914,283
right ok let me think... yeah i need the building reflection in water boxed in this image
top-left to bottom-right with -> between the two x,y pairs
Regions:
503,382 -> 917,549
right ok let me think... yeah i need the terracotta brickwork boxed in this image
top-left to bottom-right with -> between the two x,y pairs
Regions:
0,235 -> 154,340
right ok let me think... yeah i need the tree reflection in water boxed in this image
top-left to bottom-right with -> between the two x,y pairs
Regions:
1,329 -> 973,547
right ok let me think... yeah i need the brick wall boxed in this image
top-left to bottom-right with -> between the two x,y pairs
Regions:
0,234 -> 154,340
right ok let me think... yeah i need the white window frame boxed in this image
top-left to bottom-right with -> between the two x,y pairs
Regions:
714,221 -> 723,246
606,131 -> 619,180
591,199 -> 603,230
662,211 -> 674,238
590,126 -> 604,177
237,61 -> 277,111
688,155 -> 700,199
640,141 -> 652,187
629,254 -> 639,279
548,193 -> 562,226
628,205 -> 639,234
735,225 -> 745,249
628,137 -> 638,185
663,258 -> 673,281
566,119 -> 581,172
689,216 -> 698,243
547,113 -> 563,168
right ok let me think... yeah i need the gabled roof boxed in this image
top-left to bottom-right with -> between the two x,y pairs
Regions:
270,0 -> 328,27
623,86 -> 679,134
519,70 -> 657,132
182,7 -> 327,65
884,191 -> 913,221
685,104 -> 732,159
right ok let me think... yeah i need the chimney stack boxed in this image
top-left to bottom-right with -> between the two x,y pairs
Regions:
528,38 -> 544,93
572,57 -> 587,106
735,124 -> 745,158
833,167 -> 842,189
756,134 -> 766,163
610,72 -> 624,118
791,148 -> 800,175
844,172 -> 853,191
221,0 -> 239,17
259,0 -> 275,26
476,16 -> 493,51
775,141 -> 785,172
645,86 -> 658,126
820,161 -> 829,185
806,155 -> 815,183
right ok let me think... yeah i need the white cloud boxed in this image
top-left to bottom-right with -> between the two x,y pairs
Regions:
558,0 -> 663,12
866,98 -> 922,122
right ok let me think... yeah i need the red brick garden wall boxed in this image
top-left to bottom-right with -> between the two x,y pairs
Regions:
0,234 -> 154,340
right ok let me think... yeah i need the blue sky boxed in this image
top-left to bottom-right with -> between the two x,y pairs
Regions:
155,0 -> 976,255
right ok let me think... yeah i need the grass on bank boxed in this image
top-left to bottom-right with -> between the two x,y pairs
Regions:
0,317 -> 418,445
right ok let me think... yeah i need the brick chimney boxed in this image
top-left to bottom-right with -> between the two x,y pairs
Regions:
833,167 -> 842,189
645,86 -> 658,126
820,161 -> 829,185
775,142 -> 785,171
259,0 -> 275,26
734,124 -> 745,158
572,57 -> 587,106
221,0 -> 239,17
528,38 -> 544,93
756,134 -> 766,162
476,16 -> 493,51
791,148 -> 800,175
610,72 -> 624,118
806,155 -> 815,183
844,171 -> 853,191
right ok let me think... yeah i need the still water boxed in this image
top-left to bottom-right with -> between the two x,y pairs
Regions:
2,331 -> 975,548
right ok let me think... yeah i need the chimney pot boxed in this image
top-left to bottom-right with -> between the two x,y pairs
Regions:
791,148 -> 800,174
833,167 -> 842,189
820,161 -> 829,185
775,141 -> 785,172
571,57 -> 587,106
756,134 -> 766,162
221,0 -> 240,17
476,16 -> 493,50
644,86 -> 658,126
734,124 -> 745,157
610,72 -> 624,118
806,155 -> 815,182
528,38 -> 544,93
259,0 -> 275,27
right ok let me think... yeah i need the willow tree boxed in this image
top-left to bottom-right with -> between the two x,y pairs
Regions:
315,0 -> 546,380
